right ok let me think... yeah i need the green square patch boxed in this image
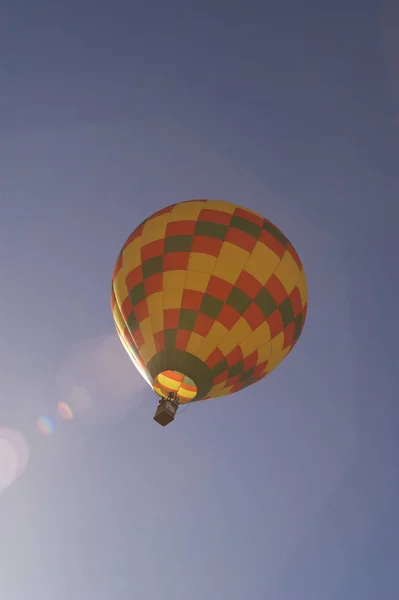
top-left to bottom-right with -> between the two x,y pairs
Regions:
178,309 -> 197,331
263,221 -> 287,246
226,287 -> 252,314
164,329 -> 177,349
279,297 -> 294,328
240,378 -> 256,390
240,367 -> 255,381
200,293 -> 223,319
164,235 -> 193,253
195,220 -> 228,240
129,282 -> 146,307
293,313 -> 303,342
142,256 -> 164,279
230,215 -> 261,238
228,360 -> 244,378
126,312 -> 138,333
211,357 -> 229,378
255,288 -> 277,318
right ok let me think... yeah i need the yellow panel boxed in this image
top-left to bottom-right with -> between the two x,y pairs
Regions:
157,372 -> 179,389
258,364 -> 270,378
139,340 -> 157,365
209,381 -> 228,392
266,346 -> 290,374
146,291 -> 163,315
141,214 -> 169,244
112,284 -> 128,309
186,332 -> 206,355
168,201 -> 204,221
207,385 -> 233,398
245,242 -> 280,285
240,321 -> 272,358
273,251 -> 301,294
187,252 -> 217,275
178,388 -> 197,400
205,200 -> 236,214
296,269 -> 308,306
112,302 -> 126,335
271,331 -> 285,353
184,270 -> 211,292
212,242 -> 250,284
197,321 -> 229,361
139,317 -> 153,344
163,289 -> 183,311
163,271 -> 186,309
122,237 -> 142,271
218,317 -> 252,356
265,332 -> 290,373
256,342 -> 272,364
112,267 -> 130,306
150,310 -> 164,333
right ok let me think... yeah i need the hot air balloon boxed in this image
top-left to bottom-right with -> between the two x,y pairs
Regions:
111,199 -> 308,426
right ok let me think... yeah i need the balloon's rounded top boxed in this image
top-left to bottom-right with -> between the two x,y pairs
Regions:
111,199 -> 307,403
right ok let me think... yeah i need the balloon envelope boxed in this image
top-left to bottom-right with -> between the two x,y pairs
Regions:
111,199 -> 308,403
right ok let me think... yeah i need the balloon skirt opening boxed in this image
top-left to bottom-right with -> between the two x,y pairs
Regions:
153,370 -> 197,402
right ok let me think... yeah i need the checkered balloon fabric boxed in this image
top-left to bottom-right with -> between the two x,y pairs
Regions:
111,199 -> 308,403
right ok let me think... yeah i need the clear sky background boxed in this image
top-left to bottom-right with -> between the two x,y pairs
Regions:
0,1 -> 398,599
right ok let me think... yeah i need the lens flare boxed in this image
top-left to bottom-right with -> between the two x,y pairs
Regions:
0,428 -> 30,494
57,401 -> 73,420
36,416 -> 54,436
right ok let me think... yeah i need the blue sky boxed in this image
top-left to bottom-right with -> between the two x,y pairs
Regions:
0,1 -> 398,598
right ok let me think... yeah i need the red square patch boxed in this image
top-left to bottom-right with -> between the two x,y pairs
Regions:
243,351 -> 258,371
213,370 -> 229,385
163,309 -> 180,330
194,313 -> 213,337
266,274 -> 287,306
225,346 -> 243,368
206,276 -> 233,302
191,236 -> 223,257
217,304 -> 240,330
198,209 -> 232,225
289,287 -> 303,317
243,303 -> 265,330
234,207 -> 264,227
235,270 -> 263,298
267,310 -> 284,337
176,329 -> 191,351
166,220 -> 196,236
134,300 -> 149,323
258,229 -> 285,258
121,297 -> 134,320
206,347 -> 225,369
132,327 -> 145,349
126,266 -> 143,289
182,289 -> 203,311
144,273 -> 163,296
223,375 -> 241,389
225,227 -> 257,253
141,239 -> 165,262
163,252 -> 190,271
